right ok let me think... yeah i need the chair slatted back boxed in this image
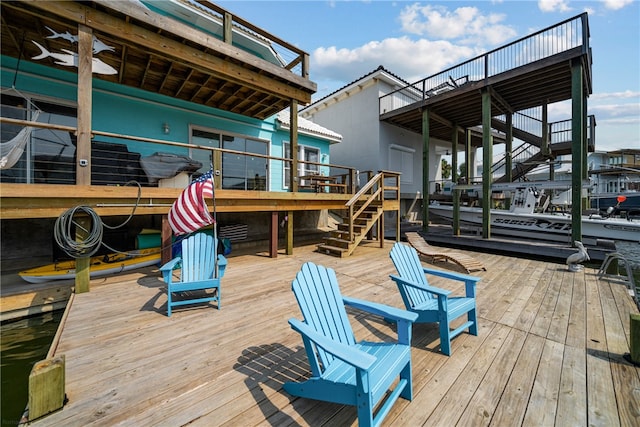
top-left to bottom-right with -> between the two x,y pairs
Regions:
390,243 -> 434,308
291,262 -> 356,369
181,233 -> 216,282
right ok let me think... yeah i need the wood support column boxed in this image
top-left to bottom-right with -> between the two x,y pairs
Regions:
75,24 -> 93,291
289,100 -> 298,192
76,24 -> 92,187
270,211 -> 278,258
505,113 -> 513,210
465,129 -> 472,183
481,89 -> 492,239
422,109 -> 430,231
286,210 -> 293,255
571,58 -> 584,243
162,216 -> 172,265
451,126 -> 460,235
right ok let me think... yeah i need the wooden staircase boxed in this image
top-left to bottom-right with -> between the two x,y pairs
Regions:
317,172 -> 399,257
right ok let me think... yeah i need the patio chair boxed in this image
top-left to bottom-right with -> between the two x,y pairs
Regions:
389,242 -> 480,356
284,261 -> 418,427
160,232 -> 227,316
405,232 -> 485,273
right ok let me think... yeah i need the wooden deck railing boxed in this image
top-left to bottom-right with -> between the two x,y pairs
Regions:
344,171 -> 400,242
0,117 -> 356,193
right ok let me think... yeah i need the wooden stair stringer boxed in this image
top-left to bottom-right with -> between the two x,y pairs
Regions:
317,203 -> 383,258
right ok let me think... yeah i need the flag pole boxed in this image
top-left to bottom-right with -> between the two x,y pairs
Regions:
210,159 -> 218,277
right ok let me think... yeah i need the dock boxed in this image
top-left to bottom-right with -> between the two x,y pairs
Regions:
21,242 -> 640,425
403,223 -> 616,262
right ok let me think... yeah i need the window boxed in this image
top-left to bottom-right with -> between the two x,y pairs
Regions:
1,94 -> 77,184
283,142 -> 319,188
190,127 -> 268,190
389,144 -> 414,184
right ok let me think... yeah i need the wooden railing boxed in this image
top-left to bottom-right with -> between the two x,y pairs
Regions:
344,171 -> 400,242
196,1 -> 309,78
0,117 -> 356,192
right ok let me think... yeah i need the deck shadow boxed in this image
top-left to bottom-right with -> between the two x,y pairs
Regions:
234,343 -> 347,426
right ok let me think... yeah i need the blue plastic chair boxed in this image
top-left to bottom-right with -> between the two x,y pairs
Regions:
284,261 -> 418,427
389,242 -> 480,356
160,233 -> 227,317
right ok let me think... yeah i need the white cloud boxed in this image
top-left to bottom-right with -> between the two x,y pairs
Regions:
311,37 -> 475,85
538,0 -> 572,13
600,0 -> 635,10
399,4 -> 517,46
591,90 -> 640,100
589,102 -> 640,119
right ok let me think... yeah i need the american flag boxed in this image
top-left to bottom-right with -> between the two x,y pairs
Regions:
168,170 -> 215,235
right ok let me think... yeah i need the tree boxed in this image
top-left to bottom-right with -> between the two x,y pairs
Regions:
458,162 -> 467,178
441,158 -> 452,179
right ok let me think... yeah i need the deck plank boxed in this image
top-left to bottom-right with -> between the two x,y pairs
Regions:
27,242 -> 639,427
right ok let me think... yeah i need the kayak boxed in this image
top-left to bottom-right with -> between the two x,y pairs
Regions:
19,248 -> 161,284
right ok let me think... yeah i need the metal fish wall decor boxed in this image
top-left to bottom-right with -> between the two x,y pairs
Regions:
31,27 -> 117,75
32,41 -> 118,75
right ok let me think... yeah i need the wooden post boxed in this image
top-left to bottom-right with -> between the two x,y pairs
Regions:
161,216 -> 172,265
570,58 -> 584,243
289,101 -> 298,192
75,215 -> 91,293
451,125 -> 458,184
286,210 -> 294,255
505,113 -> 513,210
453,189 -> 461,236
76,24 -> 93,186
28,355 -> 65,421
481,88 -> 493,239
630,313 -> 640,365
269,211 -> 278,258
422,108 -> 430,231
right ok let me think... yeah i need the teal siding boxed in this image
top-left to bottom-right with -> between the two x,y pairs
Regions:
1,56 -> 331,191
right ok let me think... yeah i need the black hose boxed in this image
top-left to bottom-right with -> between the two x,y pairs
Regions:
53,206 -> 103,258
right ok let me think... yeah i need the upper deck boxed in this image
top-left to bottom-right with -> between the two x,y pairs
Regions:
1,0 -> 315,119
379,13 -> 592,144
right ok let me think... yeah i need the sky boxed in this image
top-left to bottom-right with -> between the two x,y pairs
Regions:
217,0 -> 639,153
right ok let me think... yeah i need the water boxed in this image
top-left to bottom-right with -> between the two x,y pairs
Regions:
1,310 -> 64,427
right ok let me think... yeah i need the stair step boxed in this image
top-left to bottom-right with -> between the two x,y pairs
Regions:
323,237 -> 351,249
316,244 -> 349,258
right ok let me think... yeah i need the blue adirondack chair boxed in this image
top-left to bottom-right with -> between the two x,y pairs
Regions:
284,261 -> 418,427
160,232 -> 227,317
389,242 -> 480,356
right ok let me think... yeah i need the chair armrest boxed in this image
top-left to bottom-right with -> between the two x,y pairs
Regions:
343,296 -> 417,345
422,267 -> 481,283
160,257 -> 181,272
160,257 -> 181,284
389,274 -> 452,297
342,296 -> 418,323
217,255 -> 227,278
421,268 -> 480,298
289,318 -> 376,371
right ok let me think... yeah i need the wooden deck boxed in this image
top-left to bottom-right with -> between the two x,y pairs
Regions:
30,242 -> 639,426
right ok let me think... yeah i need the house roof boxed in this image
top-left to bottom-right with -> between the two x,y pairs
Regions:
300,65 -> 410,115
276,110 -> 342,143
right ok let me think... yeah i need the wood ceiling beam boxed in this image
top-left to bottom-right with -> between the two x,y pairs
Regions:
488,86 -> 513,114
18,0 -> 315,103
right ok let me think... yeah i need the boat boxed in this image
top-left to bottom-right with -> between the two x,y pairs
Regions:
590,192 -> 640,211
428,185 -> 640,244
19,248 -> 161,284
